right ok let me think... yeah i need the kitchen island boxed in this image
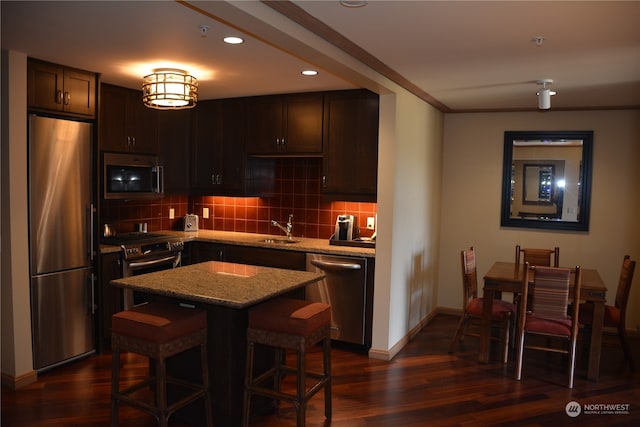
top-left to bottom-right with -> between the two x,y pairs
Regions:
111,261 -> 325,427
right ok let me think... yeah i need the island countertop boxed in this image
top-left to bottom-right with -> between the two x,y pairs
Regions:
110,260 -> 325,309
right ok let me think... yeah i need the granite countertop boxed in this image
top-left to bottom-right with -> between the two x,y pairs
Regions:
101,229 -> 376,257
111,260 -> 325,309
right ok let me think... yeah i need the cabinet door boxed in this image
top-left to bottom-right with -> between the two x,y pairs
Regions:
126,90 -> 158,154
225,245 -> 306,270
284,93 -> 323,154
28,60 -> 64,112
99,84 -> 128,151
191,100 -> 223,190
190,242 -> 225,263
63,69 -> 96,116
322,90 -> 379,200
245,95 -> 284,154
158,108 -> 191,193
99,84 -> 157,154
218,98 -> 246,193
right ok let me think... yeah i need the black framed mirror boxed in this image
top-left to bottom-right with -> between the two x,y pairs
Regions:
501,130 -> 593,231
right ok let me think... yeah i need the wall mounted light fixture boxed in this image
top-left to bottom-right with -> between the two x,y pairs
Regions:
536,79 -> 556,110
142,68 -> 198,110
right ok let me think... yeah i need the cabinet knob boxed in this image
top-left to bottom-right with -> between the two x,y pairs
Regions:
64,91 -> 71,105
56,90 -> 64,105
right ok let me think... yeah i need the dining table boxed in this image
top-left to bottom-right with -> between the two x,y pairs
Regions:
480,261 -> 607,381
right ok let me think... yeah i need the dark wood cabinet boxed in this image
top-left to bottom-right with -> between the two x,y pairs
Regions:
246,93 -> 323,155
322,89 -> 379,201
99,83 -> 158,154
192,99 -> 274,196
27,58 -> 96,117
189,242 -> 225,264
191,99 -> 246,194
158,108 -> 191,193
98,252 -> 123,353
225,245 -> 306,271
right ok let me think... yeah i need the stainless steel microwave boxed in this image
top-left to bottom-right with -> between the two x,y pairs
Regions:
103,152 -> 163,199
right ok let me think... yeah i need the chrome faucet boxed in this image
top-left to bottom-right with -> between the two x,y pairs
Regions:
271,214 -> 294,240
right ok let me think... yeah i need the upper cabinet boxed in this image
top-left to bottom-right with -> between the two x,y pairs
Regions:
27,58 -> 97,118
322,89 -> 379,201
191,99 -> 246,194
158,108 -> 192,194
246,93 -> 324,156
99,84 -> 158,154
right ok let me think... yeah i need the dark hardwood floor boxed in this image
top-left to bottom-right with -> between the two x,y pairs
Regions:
3,314 -> 639,426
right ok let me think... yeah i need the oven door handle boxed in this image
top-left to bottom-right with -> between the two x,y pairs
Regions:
127,255 -> 180,270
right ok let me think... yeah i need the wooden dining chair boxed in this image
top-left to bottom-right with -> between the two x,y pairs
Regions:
515,264 -> 582,388
515,245 -> 560,267
579,255 -> 636,371
449,247 -> 515,363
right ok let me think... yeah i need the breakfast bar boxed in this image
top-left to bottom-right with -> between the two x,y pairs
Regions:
111,261 -> 325,427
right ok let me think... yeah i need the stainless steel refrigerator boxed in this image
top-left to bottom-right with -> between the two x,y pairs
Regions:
29,115 -> 96,371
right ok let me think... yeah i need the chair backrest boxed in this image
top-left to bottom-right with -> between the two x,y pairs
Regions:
515,245 -> 560,267
614,255 -> 636,317
461,247 -> 478,307
530,266 -> 574,321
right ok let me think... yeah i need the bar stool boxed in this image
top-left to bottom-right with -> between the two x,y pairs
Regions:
111,301 -> 213,427
243,297 -> 332,427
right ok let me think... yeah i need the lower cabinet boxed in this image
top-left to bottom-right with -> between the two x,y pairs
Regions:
98,252 -> 123,353
189,242 -> 306,271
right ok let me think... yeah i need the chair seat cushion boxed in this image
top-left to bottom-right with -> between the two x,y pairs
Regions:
249,297 -> 330,337
579,303 -> 619,327
467,298 -> 515,321
524,313 -> 572,336
112,302 -> 206,344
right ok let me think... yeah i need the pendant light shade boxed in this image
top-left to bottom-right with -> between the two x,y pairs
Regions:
142,69 -> 197,109
536,79 -> 556,110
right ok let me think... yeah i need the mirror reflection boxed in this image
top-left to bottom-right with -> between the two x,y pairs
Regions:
501,131 -> 593,231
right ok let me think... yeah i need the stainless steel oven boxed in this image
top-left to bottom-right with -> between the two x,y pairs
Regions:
104,233 -> 184,308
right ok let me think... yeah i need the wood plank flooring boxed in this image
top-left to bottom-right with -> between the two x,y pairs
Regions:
2,314 -> 639,426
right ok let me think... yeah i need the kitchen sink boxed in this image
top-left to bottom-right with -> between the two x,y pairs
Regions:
260,238 -> 300,244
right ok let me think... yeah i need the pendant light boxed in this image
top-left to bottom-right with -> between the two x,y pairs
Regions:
142,68 -> 198,110
536,79 -> 556,110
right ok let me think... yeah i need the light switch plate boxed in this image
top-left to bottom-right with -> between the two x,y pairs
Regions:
169,208 -> 175,219
203,207 -> 210,219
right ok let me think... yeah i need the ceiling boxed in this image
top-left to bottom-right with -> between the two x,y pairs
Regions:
2,1 -> 639,112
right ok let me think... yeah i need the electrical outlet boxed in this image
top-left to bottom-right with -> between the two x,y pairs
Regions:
169,208 -> 175,219
203,207 -> 210,219
366,216 -> 375,230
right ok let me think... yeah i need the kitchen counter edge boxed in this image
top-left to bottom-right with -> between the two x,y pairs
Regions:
100,229 -> 376,258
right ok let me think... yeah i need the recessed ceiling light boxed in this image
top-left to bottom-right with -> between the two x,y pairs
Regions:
340,1 -> 368,7
223,36 -> 244,45
301,70 -> 318,76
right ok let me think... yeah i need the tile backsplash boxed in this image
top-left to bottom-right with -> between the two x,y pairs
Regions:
101,158 -> 377,240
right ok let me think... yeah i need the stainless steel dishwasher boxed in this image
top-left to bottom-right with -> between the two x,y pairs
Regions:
305,253 -> 368,347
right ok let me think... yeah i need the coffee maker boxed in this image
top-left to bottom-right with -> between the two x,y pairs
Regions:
332,214 -> 358,241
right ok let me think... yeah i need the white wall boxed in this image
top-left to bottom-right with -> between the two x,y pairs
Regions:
372,91 -> 443,356
439,110 -> 640,332
1,50 -> 36,387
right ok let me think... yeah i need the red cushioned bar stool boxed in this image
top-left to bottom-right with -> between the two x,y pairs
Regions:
111,301 -> 213,427
242,298 -> 332,427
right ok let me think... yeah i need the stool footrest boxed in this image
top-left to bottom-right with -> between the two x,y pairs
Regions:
247,368 -> 329,405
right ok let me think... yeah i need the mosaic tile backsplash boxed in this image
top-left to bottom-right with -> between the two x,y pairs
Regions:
101,158 -> 377,240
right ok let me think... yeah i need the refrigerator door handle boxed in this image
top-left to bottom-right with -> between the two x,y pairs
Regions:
90,273 -> 96,315
88,203 -> 96,261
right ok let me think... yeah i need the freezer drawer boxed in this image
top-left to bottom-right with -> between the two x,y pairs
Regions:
305,254 -> 368,346
31,267 -> 95,371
